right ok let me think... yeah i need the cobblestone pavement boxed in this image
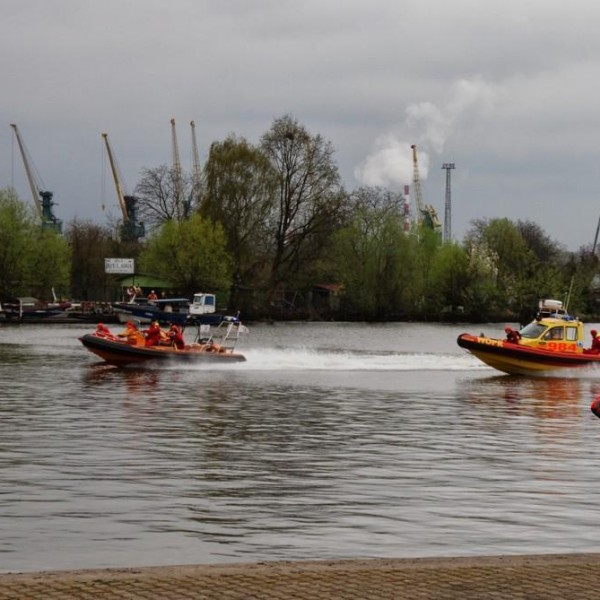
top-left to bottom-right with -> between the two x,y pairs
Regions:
2,554 -> 600,599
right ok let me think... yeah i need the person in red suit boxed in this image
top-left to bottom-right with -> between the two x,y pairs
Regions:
504,326 -> 521,344
168,324 -> 186,350
143,321 -> 162,347
590,329 -> 600,353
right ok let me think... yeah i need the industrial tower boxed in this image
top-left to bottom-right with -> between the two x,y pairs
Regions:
442,163 -> 455,243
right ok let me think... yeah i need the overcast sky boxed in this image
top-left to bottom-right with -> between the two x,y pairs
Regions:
2,0 -> 599,250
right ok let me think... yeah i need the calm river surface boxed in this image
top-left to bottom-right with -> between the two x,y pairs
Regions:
2,320 -> 600,573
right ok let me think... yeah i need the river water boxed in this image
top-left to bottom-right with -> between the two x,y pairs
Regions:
1,320 -> 600,573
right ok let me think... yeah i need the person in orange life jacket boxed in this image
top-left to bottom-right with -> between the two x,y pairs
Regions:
147,290 -> 158,304
118,321 -> 136,336
504,326 -> 521,344
117,321 -> 139,344
168,324 -> 185,350
143,320 -> 162,347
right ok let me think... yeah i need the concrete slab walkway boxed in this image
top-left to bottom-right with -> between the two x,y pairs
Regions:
1,553 -> 600,599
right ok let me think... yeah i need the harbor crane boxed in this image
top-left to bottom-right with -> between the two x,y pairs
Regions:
10,123 -> 62,233
190,120 -> 202,202
410,144 -> 441,234
101,133 -> 145,242
170,118 -> 187,220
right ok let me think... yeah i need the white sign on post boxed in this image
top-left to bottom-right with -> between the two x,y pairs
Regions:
105,258 -> 135,274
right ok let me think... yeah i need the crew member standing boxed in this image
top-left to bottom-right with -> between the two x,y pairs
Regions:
168,324 -> 186,350
591,329 -> 600,353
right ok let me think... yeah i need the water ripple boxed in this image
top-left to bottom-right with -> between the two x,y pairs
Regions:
1,322 -> 600,571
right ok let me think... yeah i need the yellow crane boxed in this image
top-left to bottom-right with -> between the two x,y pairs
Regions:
410,144 -> 441,234
102,133 -> 145,242
410,144 -> 425,228
10,123 -> 62,232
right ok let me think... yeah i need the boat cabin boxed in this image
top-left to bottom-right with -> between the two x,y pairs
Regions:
190,293 -> 216,315
517,299 -> 585,353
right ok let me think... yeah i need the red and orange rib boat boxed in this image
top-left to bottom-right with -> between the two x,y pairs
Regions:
80,318 -> 247,367
457,299 -> 600,376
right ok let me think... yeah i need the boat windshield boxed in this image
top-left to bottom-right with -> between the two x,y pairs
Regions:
519,322 -> 547,339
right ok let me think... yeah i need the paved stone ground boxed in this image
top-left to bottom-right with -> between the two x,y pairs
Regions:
2,553 -> 600,599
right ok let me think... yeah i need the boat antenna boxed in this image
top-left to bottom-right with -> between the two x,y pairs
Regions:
564,276 -> 575,313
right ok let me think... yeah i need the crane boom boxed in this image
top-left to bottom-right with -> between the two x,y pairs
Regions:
190,120 -> 201,198
171,118 -> 185,220
410,144 -> 425,228
10,124 -> 42,218
102,133 -> 129,222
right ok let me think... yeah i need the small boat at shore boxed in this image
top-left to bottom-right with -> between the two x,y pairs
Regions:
0,296 -> 72,321
79,316 -> 247,367
457,299 -> 600,376
112,292 -> 229,326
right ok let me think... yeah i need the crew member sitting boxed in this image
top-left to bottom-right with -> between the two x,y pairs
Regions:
168,324 -> 186,350
143,320 -> 163,347
147,290 -> 158,304
95,323 -> 113,338
117,321 -> 143,345
504,326 -> 521,344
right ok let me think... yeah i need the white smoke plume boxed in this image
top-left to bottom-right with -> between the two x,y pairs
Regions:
354,78 -> 497,188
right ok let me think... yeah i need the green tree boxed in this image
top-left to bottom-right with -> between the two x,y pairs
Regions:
0,188 -> 70,300
332,187 -> 419,319
0,188 -> 37,297
201,135 -> 277,300
139,214 -> 233,298
28,230 -> 71,300
464,218 -> 534,316
424,242 -> 470,315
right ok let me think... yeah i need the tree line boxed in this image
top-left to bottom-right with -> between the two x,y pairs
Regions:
2,114 -> 599,322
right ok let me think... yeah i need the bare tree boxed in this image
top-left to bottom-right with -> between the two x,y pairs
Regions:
134,165 -> 195,230
261,115 -> 345,292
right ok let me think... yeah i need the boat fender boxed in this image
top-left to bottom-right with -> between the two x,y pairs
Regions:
591,396 -> 600,419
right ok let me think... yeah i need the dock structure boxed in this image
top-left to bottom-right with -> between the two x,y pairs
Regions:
2,554 -> 600,599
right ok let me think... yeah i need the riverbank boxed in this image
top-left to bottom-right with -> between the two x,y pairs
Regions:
2,554 -> 600,599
